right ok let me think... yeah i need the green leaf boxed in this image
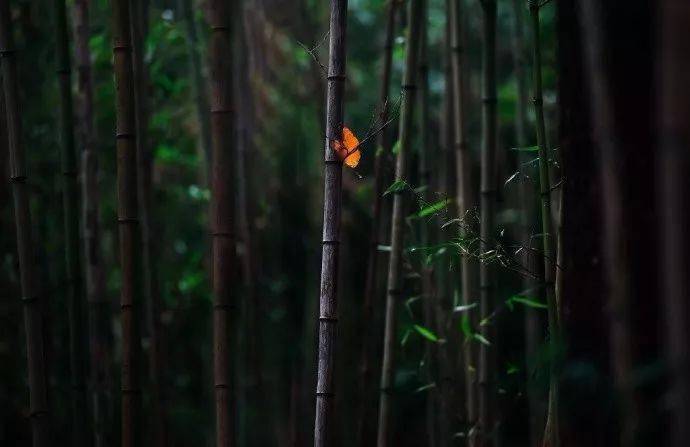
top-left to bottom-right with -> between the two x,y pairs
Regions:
509,295 -> 548,309
511,145 -> 539,152
472,333 -> 491,346
391,140 -> 402,155
506,363 -> 520,375
415,382 -> 437,393
401,328 -> 412,346
453,302 -> 478,313
417,199 -> 451,218
413,324 -> 439,342
384,179 -> 408,196
460,314 -> 471,338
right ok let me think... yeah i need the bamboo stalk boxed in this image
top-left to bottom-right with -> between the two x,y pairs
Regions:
74,1 -> 111,445
207,0 -> 237,445
0,5 -> 51,446
53,0 -> 88,444
478,0 -> 497,444
528,2 -> 559,446
180,0 -> 212,185
659,2 -> 690,446
376,1 -> 423,445
111,0 -> 143,445
313,1 -> 348,445
417,3 -> 441,446
449,0 -> 478,439
356,0 -> 398,445
510,0 -> 542,444
129,1 -> 166,445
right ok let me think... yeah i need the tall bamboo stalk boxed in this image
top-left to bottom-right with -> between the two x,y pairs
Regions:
528,2 -> 559,446
74,1 -> 111,445
53,0 -> 88,445
376,1 -> 423,445
659,2 -> 690,446
450,0 -> 478,438
314,1 -> 348,445
478,0 -> 497,444
180,0 -> 212,184
417,3 -> 441,445
207,0 -> 237,444
0,5 -> 51,446
356,0 -> 397,445
130,1 -> 166,446
112,0 -> 143,445
510,1 -> 542,444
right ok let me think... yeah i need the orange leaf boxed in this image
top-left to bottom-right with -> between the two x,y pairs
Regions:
332,126 -> 361,168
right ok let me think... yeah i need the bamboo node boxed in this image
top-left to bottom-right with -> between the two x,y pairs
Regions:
210,25 -> 231,31
121,388 -> 142,394
316,391 -> 334,397
112,44 -> 131,52
321,240 -> 340,245
532,97 -> 543,105
482,96 -> 498,104
319,316 -> 338,323
20,295 -> 39,304
10,175 -> 27,183
327,74 -> 346,81
210,231 -> 235,239
387,288 -> 402,296
401,84 -> 417,91
117,217 -> 139,224
115,132 -> 136,139
213,303 -> 235,310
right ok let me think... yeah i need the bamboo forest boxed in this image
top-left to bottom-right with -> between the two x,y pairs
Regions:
2,0 -> 690,446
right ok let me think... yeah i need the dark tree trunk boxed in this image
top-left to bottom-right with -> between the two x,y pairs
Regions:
207,0 -> 238,445
74,1 -> 111,445
313,1 -> 348,445
53,0 -> 88,445
111,0 -> 144,445
376,0 -> 423,445
0,4 -> 51,446
355,0 -> 397,444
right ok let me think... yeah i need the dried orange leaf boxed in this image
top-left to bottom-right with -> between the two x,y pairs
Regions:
331,126 -> 361,168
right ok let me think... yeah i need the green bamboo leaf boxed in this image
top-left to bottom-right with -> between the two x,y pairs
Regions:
472,333 -> 491,346
509,295 -> 548,309
453,302 -> 478,313
413,324 -> 439,342
384,179 -> 408,196
415,382 -> 437,393
417,198 -> 451,218
391,140 -> 402,155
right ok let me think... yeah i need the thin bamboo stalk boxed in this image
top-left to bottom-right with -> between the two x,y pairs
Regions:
207,0 -> 237,445
53,0 -> 88,445
0,5 -> 51,446
376,1 -> 423,445
74,1 -> 111,445
449,0 -> 478,439
659,2 -> 690,446
130,1 -> 166,445
111,0 -> 143,445
356,0 -> 398,445
478,0 -> 497,444
510,0 -> 542,444
180,0 -> 212,184
527,2 -> 559,446
313,1 -> 348,445
417,3 -> 440,446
